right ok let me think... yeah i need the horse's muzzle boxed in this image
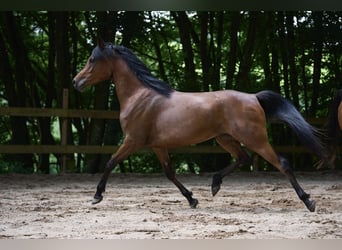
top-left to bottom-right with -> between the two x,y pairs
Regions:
72,78 -> 85,92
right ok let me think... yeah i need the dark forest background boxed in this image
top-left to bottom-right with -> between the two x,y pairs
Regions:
1,11 -> 342,174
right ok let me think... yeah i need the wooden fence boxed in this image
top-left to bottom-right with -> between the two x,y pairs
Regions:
0,89 -> 327,171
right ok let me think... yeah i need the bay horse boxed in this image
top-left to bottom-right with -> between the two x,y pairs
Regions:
317,89 -> 342,169
73,39 -> 327,212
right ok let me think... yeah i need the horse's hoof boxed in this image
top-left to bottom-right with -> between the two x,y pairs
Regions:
190,198 -> 199,209
211,174 -> 222,196
211,185 -> 221,196
306,200 -> 316,212
92,195 -> 103,205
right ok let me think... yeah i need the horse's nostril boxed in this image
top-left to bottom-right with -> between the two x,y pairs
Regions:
72,79 -> 76,87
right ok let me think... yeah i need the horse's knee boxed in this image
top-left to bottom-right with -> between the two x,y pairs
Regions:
105,157 -> 117,170
165,169 -> 175,180
163,163 -> 175,180
278,155 -> 292,173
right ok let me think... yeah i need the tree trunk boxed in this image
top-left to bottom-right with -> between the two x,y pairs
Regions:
0,12 -> 33,171
33,11 -> 58,174
310,11 -> 323,115
198,11 -> 211,91
262,12 -> 279,92
269,12 -> 281,93
212,11 -> 224,91
171,11 -> 199,91
148,12 -> 168,82
300,49 -> 309,115
69,12 -> 91,172
286,12 -> 299,107
121,11 -> 143,47
236,11 -> 258,90
225,12 -> 241,89
55,11 -> 75,172
278,12 -> 290,99
261,38 -> 273,90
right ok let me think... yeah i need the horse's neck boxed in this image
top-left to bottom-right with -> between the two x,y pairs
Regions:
114,74 -> 151,109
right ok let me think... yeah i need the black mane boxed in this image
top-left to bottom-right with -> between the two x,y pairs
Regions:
108,44 -> 174,97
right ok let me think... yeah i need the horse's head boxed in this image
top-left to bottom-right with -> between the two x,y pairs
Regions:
73,38 -> 119,92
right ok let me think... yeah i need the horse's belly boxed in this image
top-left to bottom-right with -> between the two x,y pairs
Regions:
148,121 -> 220,148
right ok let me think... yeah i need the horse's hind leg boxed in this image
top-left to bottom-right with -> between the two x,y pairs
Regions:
277,155 -> 315,211
211,135 -> 252,196
248,141 -> 316,212
153,147 -> 198,208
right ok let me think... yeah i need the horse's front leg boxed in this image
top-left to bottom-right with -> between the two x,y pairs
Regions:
153,147 -> 199,208
92,141 -> 138,204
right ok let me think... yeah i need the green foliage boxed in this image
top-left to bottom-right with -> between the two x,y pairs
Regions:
0,159 -> 33,174
123,153 -> 162,174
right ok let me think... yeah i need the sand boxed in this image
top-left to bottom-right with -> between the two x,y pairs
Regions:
0,171 -> 341,239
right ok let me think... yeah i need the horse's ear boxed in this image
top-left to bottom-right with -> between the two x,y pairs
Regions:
97,38 -> 105,50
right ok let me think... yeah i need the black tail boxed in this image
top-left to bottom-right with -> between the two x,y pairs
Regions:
256,90 -> 327,160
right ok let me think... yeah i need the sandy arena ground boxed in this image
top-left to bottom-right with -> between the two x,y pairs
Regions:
0,171 -> 341,239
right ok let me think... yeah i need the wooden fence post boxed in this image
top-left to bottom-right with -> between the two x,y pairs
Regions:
252,154 -> 260,172
61,89 -> 69,173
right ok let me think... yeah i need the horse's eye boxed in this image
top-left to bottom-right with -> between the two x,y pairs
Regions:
89,57 -> 95,63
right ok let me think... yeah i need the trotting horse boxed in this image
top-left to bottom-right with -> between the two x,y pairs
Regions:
317,89 -> 342,169
73,39 -> 328,212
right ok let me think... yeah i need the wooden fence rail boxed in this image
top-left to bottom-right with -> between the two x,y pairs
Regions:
0,107 -> 119,119
0,144 -> 314,155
